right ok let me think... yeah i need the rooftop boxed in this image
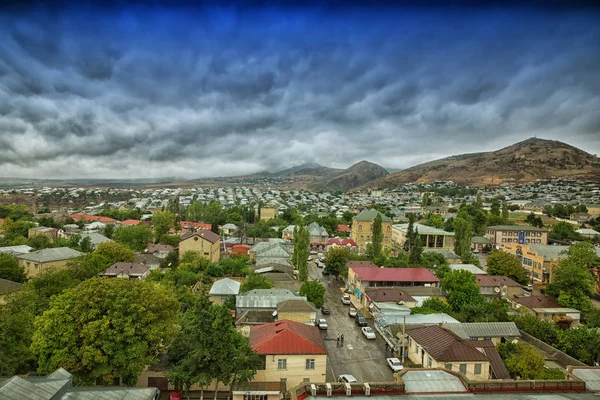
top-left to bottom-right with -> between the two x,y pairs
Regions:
475,275 -> 521,287
249,320 -> 327,355
487,225 -> 547,232
443,322 -> 520,340
209,277 -> 241,296
99,262 -> 150,277
180,229 -> 220,244
351,267 -> 439,283
449,264 -> 487,275
354,209 -> 392,222
364,288 -> 416,303
16,247 -> 84,263
393,223 -> 455,236
406,325 -> 490,363
514,294 -> 561,309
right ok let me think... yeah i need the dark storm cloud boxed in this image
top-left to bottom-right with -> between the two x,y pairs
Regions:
0,3 -> 599,179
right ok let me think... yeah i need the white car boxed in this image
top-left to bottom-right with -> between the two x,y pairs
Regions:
341,295 -> 351,305
361,326 -> 376,339
348,307 -> 357,317
338,374 -> 357,383
387,357 -> 404,372
315,318 -> 328,330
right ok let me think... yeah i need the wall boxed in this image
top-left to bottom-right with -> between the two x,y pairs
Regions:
351,220 -> 392,253
518,330 -> 586,368
179,236 -> 221,263
260,207 -> 277,221
278,311 -> 316,324
19,258 -> 70,278
253,354 -> 327,388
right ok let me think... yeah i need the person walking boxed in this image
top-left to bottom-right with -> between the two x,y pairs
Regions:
328,280 -> 331,288
340,334 -> 344,344
385,342 -> 389,352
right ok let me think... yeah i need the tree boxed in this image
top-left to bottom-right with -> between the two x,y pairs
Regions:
299,280 -> 326,308
453,217 -> 473,258
0,253 -> 26,283
294,225 -> 309,282
513,314 -> 559,345
67,242 -> 135,281
498,341 -> 558,380
424,214 -> 444,229
409,228 -> 423,265
501,201 -> 509,223
411,297 -> 452,315
420,252 -> 450,279
556,326 -> 600,365
31,278 -> 179,385
550,222 -> 583,242
239,273 -> 273,293
324,247 -> 352,277
79,236 -> 94,253
371,214 -> 383,261
403,213 -> 416,252
103,223 -> 115,239
441,270 -> 483,313
113,224 -> 154,251
490,200 -> 500,216
152,210 -> 176,242
486,250 -> 529,285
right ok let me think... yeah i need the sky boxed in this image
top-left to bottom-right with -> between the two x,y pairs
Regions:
1,1 -> 599,179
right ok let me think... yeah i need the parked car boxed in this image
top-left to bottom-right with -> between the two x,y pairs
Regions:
315,318 -> 328,330
355,313 -> 367,326
524,283 -> 533,292
338,374 -> 357,383
310,250 -> 318,255
321,305 -> 330,315
387,357 -> 404,372
348,307 -> 357,317
361,326 -> 376,339
341,295 -> 351,305
308,256 -> 313,261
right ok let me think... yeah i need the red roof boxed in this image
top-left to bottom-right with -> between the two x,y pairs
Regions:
120,219 -> 141,226
71,214 -> 118,224
328,238 -> 356,247
232,244 -> 251,254
179,221 -> 212,230
250,320 -> 327,355
337,224 -> 351,232
351,267 -> 439,283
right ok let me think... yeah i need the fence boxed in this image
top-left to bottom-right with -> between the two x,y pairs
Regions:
519,330 -> 587,368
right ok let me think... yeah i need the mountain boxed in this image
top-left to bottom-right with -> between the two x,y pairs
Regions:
309,161 -> 389,192
360,138 -> 600,188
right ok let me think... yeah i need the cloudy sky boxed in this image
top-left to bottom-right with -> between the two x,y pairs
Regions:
1,1 -> 599,179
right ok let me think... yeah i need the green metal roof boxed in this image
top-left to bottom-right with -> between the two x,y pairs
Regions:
471,236 -> 492,244
354,208 -> 392,222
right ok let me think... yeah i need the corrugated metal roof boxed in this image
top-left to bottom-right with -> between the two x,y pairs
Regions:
354,209 -> 392,221
351,267 -> 439,283
17,247 -> 83,263
393,223 -> 455,236
406,326 -> 490,362
0,376 -> 70,400
401,370 -> 467,393
250,320 -> 327,355
277,299 -> 317,313
61,387 -> 159,399
570,367 -> 600,391
443,322 -> 520,339
384,313 -> 459,329
514,294 -> 561,309
237,289 -> 305,309
0,245 -> 33,254
475,275 -> 521,287
209,278 -> 240,296
449,264 -> 487,275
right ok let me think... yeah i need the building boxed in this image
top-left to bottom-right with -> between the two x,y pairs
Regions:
79,232 -> 113,249
179,230 -> 221,263
209,277 -> 241,304
501,243 -> 571,283
276,299 -> 317,324
406,325 -> 502,381
222,223 -> 238,235
145,243 -> 175,258
307,222 -> 329,245
99,262 -> 151,280
351,209 -> 393,253
348,266 -> 439,299
475,275 -> 522,299
471,236 -> 492,252
134,253 -> 162,269
327,237 -> 356,250
392,223 -> 455,249
282,225 -> 295,241
449,264 -> 487,275
236,289 -> 306,316
363,287 -> 417,309
16,247 -> 84,277
512,295 -> 581,326
0,278 -> 23,305
442,322 -> 520,345
586,204 -> 600,216
570,213 -> 593,223
28,226 -> 61,242
576,228 -> 600,238
484,225 -> 548,246
0,245 -> 33,255
260,206 -> 278,221
248,320 -> 327,389
0,368 -> 159,400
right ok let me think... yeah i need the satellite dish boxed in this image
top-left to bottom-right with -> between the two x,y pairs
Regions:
272,311 -> 278,317
501,291 -> 506,296
494,287 -> 501,293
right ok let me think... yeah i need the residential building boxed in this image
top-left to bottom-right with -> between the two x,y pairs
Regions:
179,230 -> 221,263
512,295 -> 581,326
475,275 -> 521,299
134,253 -> 161,269
501,243 -> 571,282
16,247 -> 84,277
442,322 -> 520,345
145,243 -> 175,258
260,206 -> 278,221
0,278 -> 23,305
392,223 -> 455,249
99,262 -> 151,280
248,320 -> 327,389
222,223 -> 238,235
276,299 -> 317,324
236,289 -> 306,316
406,325 -> 502,381
484,225 -> 548,246
307,222 -> 329,245
351,209 -> 393,253
576,228 -> 600,238
282,225 -> 295,240
28,226 -> 61,242
0,245 -> 33,255
449,264 -> 487,275
570,213 -> 593,223
586,204 -> 600,216
337,224 -> 351,233
326,237 -> 356,250
209,277 -> 241,304
79,231 -> 113,249
348,266 -> 439,298
363,287 -> 417,309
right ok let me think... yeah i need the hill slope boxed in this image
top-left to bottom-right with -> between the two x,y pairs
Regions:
361,138 -> 600,188
309,161 -> 389,191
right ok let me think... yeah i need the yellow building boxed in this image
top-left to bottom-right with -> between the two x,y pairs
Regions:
392,223 -> 455,249
248,320 -> 327,391
351,209 -> 393,253
28,226 -> 60,242
501,243 -> 570,282
276,299 -> 317,324
586,204 -> 600,216
16,247 -> 84,277
260,206 -> 278,221
179,230 -> 221,263
484,225 -> 548,246
406,325 -> 497,381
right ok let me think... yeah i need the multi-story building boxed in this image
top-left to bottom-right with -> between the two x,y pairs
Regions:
484,225 -> 548,246
351,209 -> 393,253
501,243 -> 569,282
178,230 -> 221,263
392,223 -> 455,249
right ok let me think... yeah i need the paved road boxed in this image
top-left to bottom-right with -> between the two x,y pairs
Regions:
308,261 -> 395,383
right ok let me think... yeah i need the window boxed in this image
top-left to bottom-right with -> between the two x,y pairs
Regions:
244,395 -> 267,400
358,225 -> 362,231
502,238 -> 506,243
444,363 -> 452,371
277,359 -> 287,370
502,232 -> 507,236
474,364 -> 482,374
306,359 -> 315,370
459,364 -> 467,374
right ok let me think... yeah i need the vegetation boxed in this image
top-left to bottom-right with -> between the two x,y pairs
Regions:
113,224 -> 154,251
453,217 -> 472,258
0,253 -> 26,283
293,225 -> 310,281
486,250 -> 529,285
239,272 -> 273,293
300,280 -> 326,308
497,341 -> 564,380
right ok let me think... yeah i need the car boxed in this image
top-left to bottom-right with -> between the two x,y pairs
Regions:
321,305 -> 330,315
524,283 -> 533,292
337,374 -> 357,383
387,357 -> 404,372
315,318 -> 328,330
355,313 -> 367,327
310,250 -> 318,255
341,295 -> 351,305
308,256 -> 313,261
361,326 -> 376,339
348,307 -> 357,317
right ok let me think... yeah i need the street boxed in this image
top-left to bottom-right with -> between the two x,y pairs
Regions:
307,260 -> 395,383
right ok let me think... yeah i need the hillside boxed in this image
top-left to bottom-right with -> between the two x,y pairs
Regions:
361,138 -> 600,188
309,161 -> 389,192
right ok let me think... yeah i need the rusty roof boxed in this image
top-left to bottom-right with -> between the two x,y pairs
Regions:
514,294 -> 561,309
406,325 -> 490,363
365,287 -> 416,303
180,229 -> 220,244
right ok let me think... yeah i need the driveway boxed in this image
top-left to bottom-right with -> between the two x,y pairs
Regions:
308,261 -> 395,383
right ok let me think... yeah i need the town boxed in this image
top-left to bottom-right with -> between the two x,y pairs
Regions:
2,177 -> 600,399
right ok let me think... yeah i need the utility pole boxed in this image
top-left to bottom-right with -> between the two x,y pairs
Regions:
401,315 -> 406,364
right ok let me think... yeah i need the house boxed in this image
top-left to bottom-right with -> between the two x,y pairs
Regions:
145,243 -> 175,258
449,264 -> 487,275
363,287 -> 417,309
236,289 -> 306,316
392,223 -> 455,249
99,262 -> 151,280
209,277 -> 241,304
260,206 -> 278,221
222,223 -> 238,236
471,236 -> 492,252
442,322 -> 521,345
307,222 -> 329,245
512,294 -> 581,326
16,247 -> 84,277
28,226 -> 62,242
576,228 -> 600,238
232,244 -> 251,255
120,219 -> 141,226
0,245 -> 33,255
351,209 -> 393,253
348,266 -> 439,299
570,213 -> 593,223
337,224 -> 351,233
79,232 -> 113,249
0,368 -> 159,400
71,214 -> 118,224
0,278 -> 24,305
406,325 -> 502,381
326,237 -> 356,250
276,299 -> 317,324
475,275 -> 521,299
84,221 -> 106,231
179,230 -> 220,263
484,225 -> 548,246
585,204 -> 600,216
134,253 -> 161,269
282,225 -> 295,241
247,320 -> 327,391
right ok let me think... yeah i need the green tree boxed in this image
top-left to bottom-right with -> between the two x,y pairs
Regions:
79,236 -> 94,253
486,250 -> 529,285
152,210 -> 176,242
403,213 -> 416,252
490,200 -> 501,216
299,280 -> 326,308
324,247 -> 352,277
409,228 -> 423,265
501,201 -> 509,223
31,278 -> 179,385
68,242 -> 135,281
27,234 -> 53,250
453,217 -> 473,258
0,253 -> 26,283
556,326 -> 600,365
411,297 -> 452,315
441,270 -> 483,313
294,225 -> 309,282
420,252 -> 450,279
113,224 -> 154,251
513,314 -> 559,345
424,214 -> 444,229
0,290 -> 37,375
239,272 -> 273,293
550,222 -> 583,242
371,214 -> 383,261
103,223 -> 115,239
498,341 -> 555,379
